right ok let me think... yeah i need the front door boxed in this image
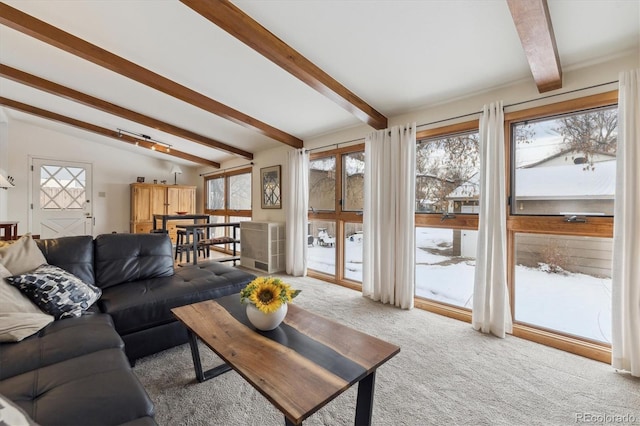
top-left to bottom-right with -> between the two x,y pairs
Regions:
31,158 -> 93,238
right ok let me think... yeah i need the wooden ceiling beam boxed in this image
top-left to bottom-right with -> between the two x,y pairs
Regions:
507,0 -> 562,93
0,97 -> 220,167
0,64 -> 253,160
181,0 -> 388,130
0,3 -> 302,148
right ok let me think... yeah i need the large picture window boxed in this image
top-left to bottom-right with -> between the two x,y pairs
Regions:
414,122 -> 479,315
307,146 -> 364,287
506,91 -> 617,359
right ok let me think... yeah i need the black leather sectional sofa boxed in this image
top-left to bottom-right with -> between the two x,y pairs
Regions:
0,233 -> 256,425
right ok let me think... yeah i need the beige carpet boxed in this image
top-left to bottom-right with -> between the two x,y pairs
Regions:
133,275 -> 640,425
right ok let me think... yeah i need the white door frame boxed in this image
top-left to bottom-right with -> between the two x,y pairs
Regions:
29,156 -> 94,238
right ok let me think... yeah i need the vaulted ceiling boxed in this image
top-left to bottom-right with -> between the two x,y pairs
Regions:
1,0 -> 638,168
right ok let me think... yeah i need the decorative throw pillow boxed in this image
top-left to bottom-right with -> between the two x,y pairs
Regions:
0,234 -> 48,275
0,264 -> 53,342
7,264 -> 102,320
0,393 -> 38,426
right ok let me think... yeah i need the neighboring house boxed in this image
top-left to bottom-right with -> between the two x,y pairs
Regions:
446,150 -> 616,216
444,151 -> 615,277
515,152 -> 615,216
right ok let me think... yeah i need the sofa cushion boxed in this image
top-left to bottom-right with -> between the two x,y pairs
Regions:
99,261 -> 254,336
0,234 -> 47,275
0,348 -> 155,426
7,265 -> 102,320
94,233 -> 174,289
0,264 -> 54,343
0,314 -> 122,380
36,235 -> 95,286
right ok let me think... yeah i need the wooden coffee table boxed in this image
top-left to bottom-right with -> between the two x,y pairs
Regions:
171,294 -> 400,426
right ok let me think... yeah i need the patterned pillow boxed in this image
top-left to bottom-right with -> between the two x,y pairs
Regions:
7,264 -> 102,320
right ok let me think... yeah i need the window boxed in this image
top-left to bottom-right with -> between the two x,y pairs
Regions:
343,152 -> 364,212
206,176 -> 224,210
308,146 -> 364,287
204,168 -> 252,253
513,233 -> 612,344
416,130 -> 480,214
40,165 -> 86,210
512,105 -> 617,216
414,122 -> 479,315
228,173 -> 251,210
309,156 -> 336,212
507,91 -> 617,358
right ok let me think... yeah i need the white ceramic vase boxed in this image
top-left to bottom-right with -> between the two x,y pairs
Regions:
246,303 -> 288,331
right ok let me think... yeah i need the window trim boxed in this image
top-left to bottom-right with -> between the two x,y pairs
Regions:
203,167 -> 252,224
308,144 -> 365,288
414,120 -> 480,311
505,90 -> 617,363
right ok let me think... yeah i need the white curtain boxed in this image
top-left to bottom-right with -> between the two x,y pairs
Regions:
472,101 -> 513,338
363,123 -> 416,309
285,148 -> 309,276
611,69 -> 640,377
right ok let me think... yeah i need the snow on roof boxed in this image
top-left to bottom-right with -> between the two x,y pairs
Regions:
447,160 -> 615,200
516,159 -> 615,199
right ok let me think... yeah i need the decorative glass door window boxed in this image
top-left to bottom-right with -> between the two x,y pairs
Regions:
40,165 -> 86,210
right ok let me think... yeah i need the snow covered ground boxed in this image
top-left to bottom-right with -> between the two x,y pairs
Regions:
308,227 -> 612,343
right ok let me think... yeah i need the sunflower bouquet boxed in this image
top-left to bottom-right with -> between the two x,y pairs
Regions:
240,276 -> 301,314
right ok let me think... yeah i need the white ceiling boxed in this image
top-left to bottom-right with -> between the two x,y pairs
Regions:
1,0 -> 638,167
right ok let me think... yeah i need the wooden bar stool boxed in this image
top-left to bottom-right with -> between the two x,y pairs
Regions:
174,229 -> 207,263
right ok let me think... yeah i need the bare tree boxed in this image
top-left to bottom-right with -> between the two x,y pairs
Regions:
553,108 -> 617,170
416,133 -> 479,212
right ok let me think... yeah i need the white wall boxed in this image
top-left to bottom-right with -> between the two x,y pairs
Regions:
3,119 -> 200,235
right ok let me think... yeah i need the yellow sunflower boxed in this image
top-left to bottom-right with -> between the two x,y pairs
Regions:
240,276 -> 301,314
249,281 -> 284,313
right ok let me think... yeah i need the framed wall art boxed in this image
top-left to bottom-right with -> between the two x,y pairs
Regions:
261,165 -> 281,209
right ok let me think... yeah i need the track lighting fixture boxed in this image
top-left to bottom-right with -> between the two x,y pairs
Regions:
116,128 -> 172,152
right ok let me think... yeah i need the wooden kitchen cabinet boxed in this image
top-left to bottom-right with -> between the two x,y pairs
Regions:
130,183 -> 196,242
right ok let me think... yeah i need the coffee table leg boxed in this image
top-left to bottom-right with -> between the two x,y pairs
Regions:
354,371 -> 376,426
187,329 -> 232,382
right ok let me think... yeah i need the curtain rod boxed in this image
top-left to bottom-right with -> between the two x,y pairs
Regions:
199,162 -> 254,177
305,137 -> 364,153
415,79 -> 618,128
